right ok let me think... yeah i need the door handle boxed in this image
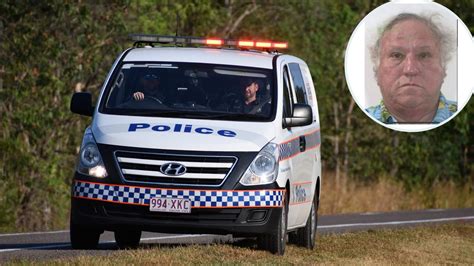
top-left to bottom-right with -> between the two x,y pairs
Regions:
299,136 -> 306,152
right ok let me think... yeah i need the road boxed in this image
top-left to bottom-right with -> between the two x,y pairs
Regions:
0,208 -> 473,262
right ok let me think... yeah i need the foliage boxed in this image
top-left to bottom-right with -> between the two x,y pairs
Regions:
0,1 -> 128,231
0,0 -> 472,231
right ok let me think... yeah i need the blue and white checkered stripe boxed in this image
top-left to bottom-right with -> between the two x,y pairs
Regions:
279,137 -> 300,161
73,180 -> 284,208
305,130 -> 321,150
279,130 -> 320,161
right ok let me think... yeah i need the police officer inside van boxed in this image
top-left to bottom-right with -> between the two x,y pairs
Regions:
225,78 -> 270,115
131,73 -> 165,103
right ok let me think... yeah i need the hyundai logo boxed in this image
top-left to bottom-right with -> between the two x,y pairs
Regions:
160,162 -> 187,176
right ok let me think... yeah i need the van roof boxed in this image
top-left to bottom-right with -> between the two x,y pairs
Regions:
123,47 -> 276,69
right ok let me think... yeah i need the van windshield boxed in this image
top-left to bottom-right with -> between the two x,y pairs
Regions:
101,62 -> 275,121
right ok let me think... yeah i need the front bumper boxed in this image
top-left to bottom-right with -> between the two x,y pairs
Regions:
71,179 -> 284,236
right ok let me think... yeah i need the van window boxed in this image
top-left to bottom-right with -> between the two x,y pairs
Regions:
288,63 -> 307,104
283,66 -> 293,117
300,64 -> 316,107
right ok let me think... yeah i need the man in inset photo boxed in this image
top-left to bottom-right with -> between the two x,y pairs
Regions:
366,13 -> 457,124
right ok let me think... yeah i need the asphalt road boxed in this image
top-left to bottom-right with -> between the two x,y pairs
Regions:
0,208 -> 473,262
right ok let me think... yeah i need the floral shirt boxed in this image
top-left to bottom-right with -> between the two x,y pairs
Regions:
366,95 -> 457,124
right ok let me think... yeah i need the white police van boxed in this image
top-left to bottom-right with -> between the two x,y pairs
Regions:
70,34 -> 321,255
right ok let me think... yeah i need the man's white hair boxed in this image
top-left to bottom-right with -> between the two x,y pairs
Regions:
370,13 -> 455,74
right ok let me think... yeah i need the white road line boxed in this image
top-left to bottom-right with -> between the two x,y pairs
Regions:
0,230 -> 68,237
318,216 -> 474,229
0,234 -> 214,253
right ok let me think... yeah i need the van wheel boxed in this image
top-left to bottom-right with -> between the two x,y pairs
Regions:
291,198 -> 318,249
257,194 -> 288,255
114,229 -> 142,249
70,223 -> 101,249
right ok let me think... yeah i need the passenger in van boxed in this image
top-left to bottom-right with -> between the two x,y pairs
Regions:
131,74 -> 165,103
222,79 -> 270,115
241,79 -> 271,114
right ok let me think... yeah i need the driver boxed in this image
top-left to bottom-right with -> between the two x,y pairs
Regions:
235,79 -> 269,114
132,74 -> 165,103
242,79 -> 259,111
217,78 -> 270,115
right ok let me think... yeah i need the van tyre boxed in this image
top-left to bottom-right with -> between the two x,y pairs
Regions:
257,194 -> 288,255
293,198 -> 318,249
70,223 -> 101,249
114,229 -> 142,249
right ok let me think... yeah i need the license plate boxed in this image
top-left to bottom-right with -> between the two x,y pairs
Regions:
149,197 -> 191,213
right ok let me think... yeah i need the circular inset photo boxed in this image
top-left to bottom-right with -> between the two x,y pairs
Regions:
345,0 -> 474,132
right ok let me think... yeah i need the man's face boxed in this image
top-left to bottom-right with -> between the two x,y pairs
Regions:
376,19 -> 445,111
243,82 -> 259,101
142,78 -> 159,93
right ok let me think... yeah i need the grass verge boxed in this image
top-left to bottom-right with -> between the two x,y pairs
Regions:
8,223 -> 474,265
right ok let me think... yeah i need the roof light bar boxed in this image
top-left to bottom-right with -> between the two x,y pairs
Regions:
190,38 -> 206,44
205,39 -> 223,45
129,34 -> 288,51
255,41 -> 272,48
130,34 -> 159,42
158,36 -> 175,43
273,42 -> 288,49
238,40 -> 255,47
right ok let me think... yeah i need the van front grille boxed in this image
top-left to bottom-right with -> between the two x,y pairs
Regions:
114,151 -> 237,187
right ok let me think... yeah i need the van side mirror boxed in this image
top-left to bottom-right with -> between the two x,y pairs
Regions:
284,104 -> 313,128
70,92 -> 94,117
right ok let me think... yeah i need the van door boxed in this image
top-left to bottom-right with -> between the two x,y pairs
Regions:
281,62 -> 316,228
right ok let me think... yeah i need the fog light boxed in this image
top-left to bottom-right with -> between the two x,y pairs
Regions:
247,210 -> 267,222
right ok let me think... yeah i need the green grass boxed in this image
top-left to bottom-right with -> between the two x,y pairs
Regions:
8,223 -> 474,265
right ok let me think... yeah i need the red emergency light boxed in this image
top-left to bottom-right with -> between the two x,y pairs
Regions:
255,42 -> 272,48
240,40 -> 288,49
272,42 -> 288,49
205,39 -> 223,45
238,40 -> 255,47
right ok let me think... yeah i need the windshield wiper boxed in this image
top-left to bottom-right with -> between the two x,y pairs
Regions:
125,109 -> 219,118
202,113 -> 267,120
110,108 -> 267,120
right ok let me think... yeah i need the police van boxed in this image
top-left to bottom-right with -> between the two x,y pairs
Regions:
70,34 -> 321,255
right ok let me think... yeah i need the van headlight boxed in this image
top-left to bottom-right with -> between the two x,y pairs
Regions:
76,127 -> 108,178
239,143 -> 279,186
